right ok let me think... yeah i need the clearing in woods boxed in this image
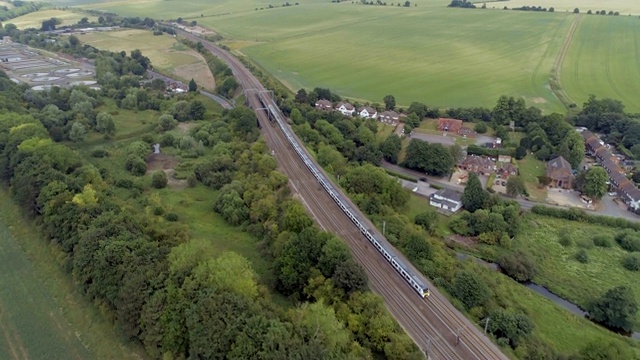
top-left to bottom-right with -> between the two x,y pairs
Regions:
0,189 -> 147,360
81,29 -> 216,90
9,9 -> 98,29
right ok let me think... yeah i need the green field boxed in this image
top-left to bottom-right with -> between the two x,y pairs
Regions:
514,215 -> 640,327
9,9 -> 97,29
561,15 -> 640,112
0,190 -> 147,360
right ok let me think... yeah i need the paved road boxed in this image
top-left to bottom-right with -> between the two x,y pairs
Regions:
173,27 -> 509,360
147,69 -> 235,109
411,132 -> 456,146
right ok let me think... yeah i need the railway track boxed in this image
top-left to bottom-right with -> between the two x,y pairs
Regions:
173,27 -> 508,360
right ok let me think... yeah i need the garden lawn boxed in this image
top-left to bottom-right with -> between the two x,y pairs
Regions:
9,9 -> 97,29
517,153 -> 547,202
560,15 -> 640,112
515,215 -> 640,328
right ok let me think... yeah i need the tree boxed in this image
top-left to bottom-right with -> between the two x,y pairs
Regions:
290,108 -> 303,125
451,271 -> 491,309
573,7 -> 579,13
158,113 -> 178,131
589,286 -> 638,332
474,122 -> 488,134
414,210 -> 437,233
514,146 -> 527,160
188,78 -> 197,92
332,260 -> 367,294
383,95 -> 396,111
487,309 -> 534,348
583,167 -> 608,199
96,112 -> 116,137
295,88 -> 308,103
379,133 -> 402,164
189,100 -> 206,120
506,176 -> 526,197
69,122 -> 87,142
152,171 -> 168,188
462,173 -> 488,212
498,250 -> 537,281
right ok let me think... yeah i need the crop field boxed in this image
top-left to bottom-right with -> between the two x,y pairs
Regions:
498,0 -> 640,15
81,29 -> 216,90
515,215 -> 640,327
0,190 -> 147,360
9,9 -> 97,29
560,15 -> 640,112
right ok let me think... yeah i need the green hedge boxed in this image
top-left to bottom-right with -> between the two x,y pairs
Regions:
467,144 -> 515,157
385,169 -> 418,183
531,205 -> 640,231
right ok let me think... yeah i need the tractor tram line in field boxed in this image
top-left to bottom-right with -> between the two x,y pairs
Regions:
173,27 -> 508,360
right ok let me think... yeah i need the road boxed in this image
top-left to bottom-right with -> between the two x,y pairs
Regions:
172,27 -> 509,360
146,69 -> 235,109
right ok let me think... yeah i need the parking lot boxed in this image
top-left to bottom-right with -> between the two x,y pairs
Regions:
0,41 -> 97,91
546,188 -> 593,209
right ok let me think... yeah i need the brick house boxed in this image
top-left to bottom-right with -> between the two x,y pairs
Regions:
458,155 -> 496,176
315,99 -> 332,111
546,156 -> 574,189
438,118 -> 463,134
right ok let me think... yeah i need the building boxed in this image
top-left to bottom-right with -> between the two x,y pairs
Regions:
379,110 -> 402,125
358,106 -> 378,119
546,156 -> 574,189
429,189 -> 463,212
315,99 -> 333,111
582,130 -> 640,210
335,102 -> 355,116
438,118 -> 463,134
497,163 -> 518,179
458,127 -> 477,138
458,155 -> 496,176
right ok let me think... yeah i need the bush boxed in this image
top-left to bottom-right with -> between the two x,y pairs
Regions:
558,229 -> 572,247
622,254 -> 640,271
152,171 -> 168,189
91,148 -> 109,158
532,206 -> 640,231
473,122 -> 488,134
498,250 -> 538,282
164,212 -> 179,222
575,249 -> 589,263
593,234 -> 613,247
160,133 -> 175,147
153,206 -> 165,216
187,173 -> 198,188
126,156 -> 147,176
616,231 -> 640,252
115,178 -> 134,188
577,238 -> 594,249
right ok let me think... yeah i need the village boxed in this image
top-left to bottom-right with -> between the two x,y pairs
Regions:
313,98 -> 640,219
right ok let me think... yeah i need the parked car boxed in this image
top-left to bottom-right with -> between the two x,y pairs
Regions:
419,177 -> 427,182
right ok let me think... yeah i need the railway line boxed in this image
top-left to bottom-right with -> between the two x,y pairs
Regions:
173,27 -> 508,360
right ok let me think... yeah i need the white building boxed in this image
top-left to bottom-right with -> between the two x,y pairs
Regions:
335,102 -> 355,116
429,189 -> 462,213
358,106 -> 378,119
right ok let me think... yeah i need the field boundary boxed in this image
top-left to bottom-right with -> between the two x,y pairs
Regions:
550,14 -> 582,109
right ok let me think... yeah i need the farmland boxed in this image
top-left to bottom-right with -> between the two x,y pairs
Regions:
81,29 -> 216,90
9,9 -> 97,29
499,0 -> 640,15
0,190 -> 147,360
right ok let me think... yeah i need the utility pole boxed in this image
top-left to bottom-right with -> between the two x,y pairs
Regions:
484,317 -> 490,334
455,327 -> 461,346
383,220 -> 386,236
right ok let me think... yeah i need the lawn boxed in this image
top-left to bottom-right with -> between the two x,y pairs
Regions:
80,29 -> 216,90
513,215 -> 640,329
517,153 -> 547,202
9,9 -> 97,29
0,189 -> 147,360
560,15 -> 640,112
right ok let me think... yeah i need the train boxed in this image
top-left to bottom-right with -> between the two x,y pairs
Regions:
259,94 -> 429,298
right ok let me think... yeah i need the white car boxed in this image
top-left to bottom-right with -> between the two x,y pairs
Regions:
608,192 -> 617,196
412,187 -> 419,192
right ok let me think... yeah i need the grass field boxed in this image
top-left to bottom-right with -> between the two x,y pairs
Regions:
0,190 -> 147,360
499,0 -> 640,14
81,29 -> 216,90
512,215 -> 640,328
9,9 -> 97,29
517,154 -> 547,201
560,15 -> 640,112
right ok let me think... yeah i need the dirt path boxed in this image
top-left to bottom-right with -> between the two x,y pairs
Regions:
550,14 -> 583,108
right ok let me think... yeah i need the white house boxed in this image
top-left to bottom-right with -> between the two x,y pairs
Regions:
358,106 -> 378,119
378,110 -> 403,125
335,102 -> 355,116
429,189 -> 462,213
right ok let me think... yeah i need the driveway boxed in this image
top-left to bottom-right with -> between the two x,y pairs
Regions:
598,194 -> 640,221
397,179 -> 437,198
475,134 -> 496,146
410,132 -> 455,146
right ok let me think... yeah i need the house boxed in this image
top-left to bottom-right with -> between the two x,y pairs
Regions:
358,106 -> 378,119
497,163 -> 518,179
315,99 -> 333,111
498,155 -> 512,163
335,102 -> 355,116
379,110 -> 402,124
438,118 -> 463,134
429,189 -> 462,212
458,155 -> 496,176
546,156 -> 574,189
458,127 -> 477,138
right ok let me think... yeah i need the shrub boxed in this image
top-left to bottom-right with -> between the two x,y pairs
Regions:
498,250 -> 538,282
160,133 -> 175,147
615,230 -> 640,252
577,238 -> 594,249
153,206 -> 165,216
152,171 -> 168,189
115,178 -> 134,189
575,249 -> 589,263
558,229 -> 572,247
474,122 -> 488,134
127,156 -> 147,176
622,254 -> 640,271
593,234 -> 613,247
91,148 -> 109,158
187,173 -> 198,188
532,206 -> 640,232
141,133 -> 156,144
164,212 -> 179,222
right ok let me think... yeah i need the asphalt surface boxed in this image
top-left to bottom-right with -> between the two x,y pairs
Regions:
146,69 -> 234,109
172,27 -> 509,360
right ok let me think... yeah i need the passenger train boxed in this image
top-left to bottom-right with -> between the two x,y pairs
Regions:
260,94 -> 429,298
